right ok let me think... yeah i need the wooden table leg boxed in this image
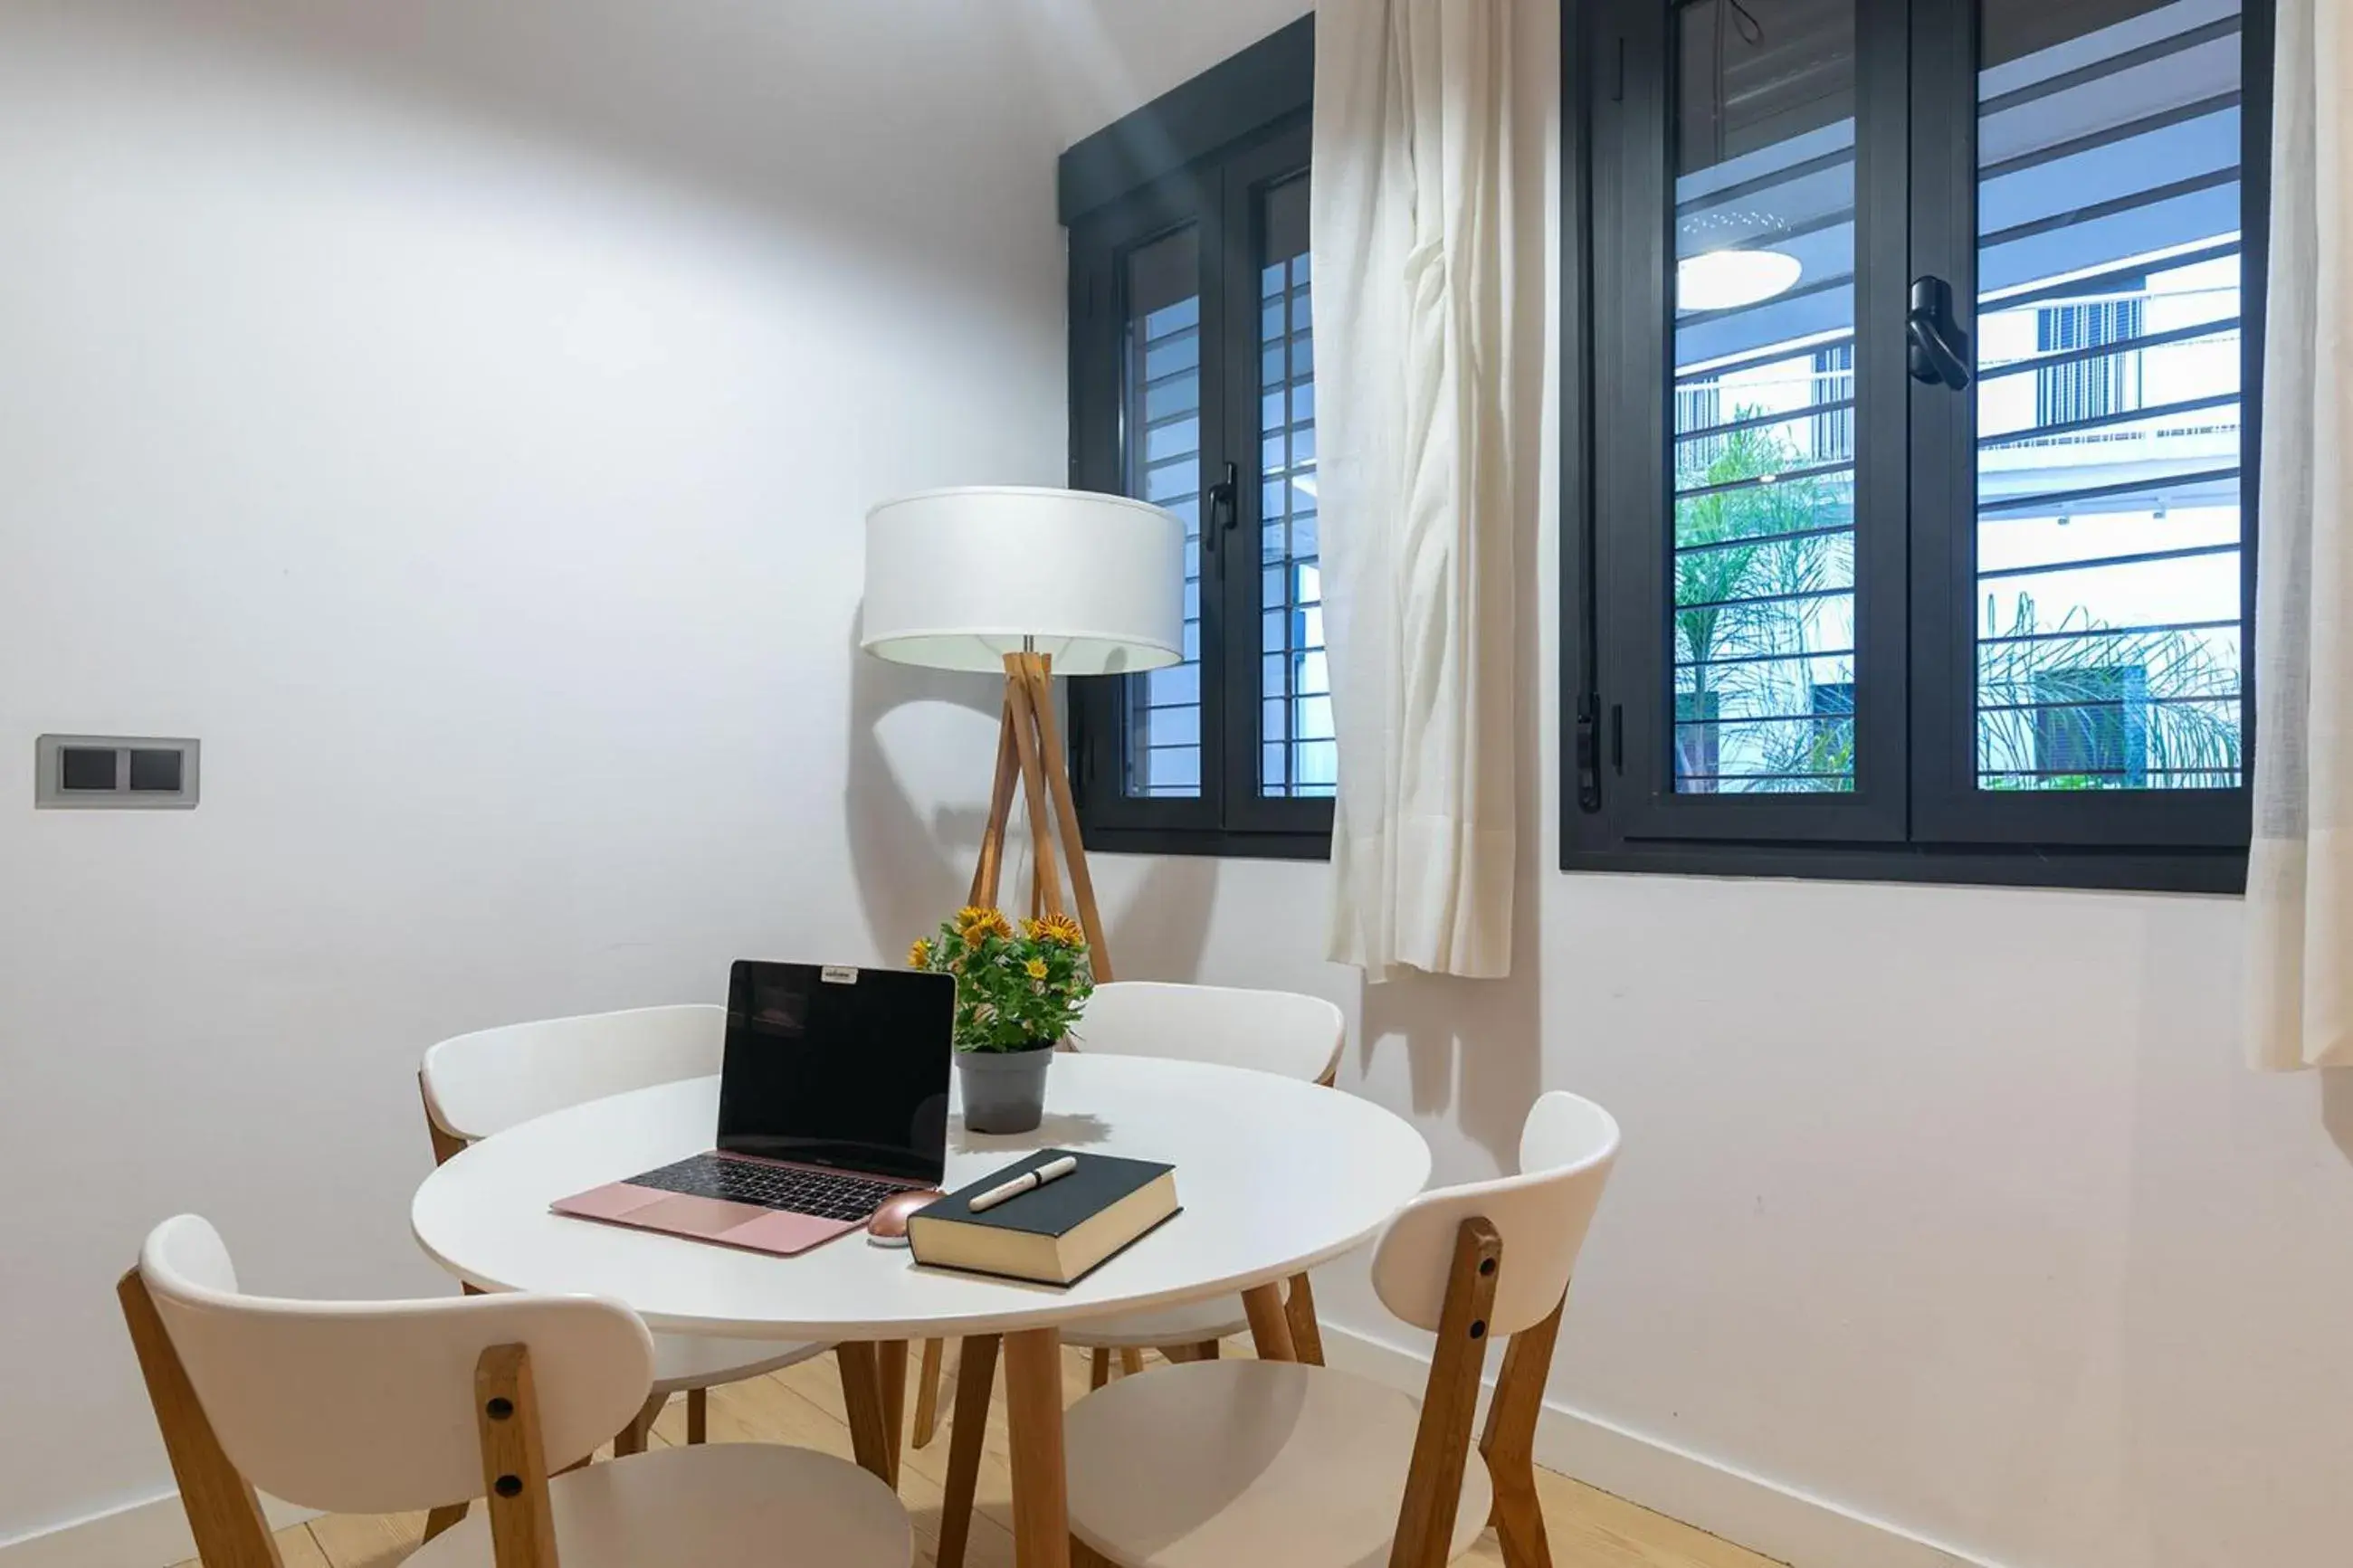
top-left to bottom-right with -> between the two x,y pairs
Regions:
912,1336 -> 947,1448
934,1334 -> 999,1568
835,1342 -> 896,1487
1283,1270 -> 1327,1366
1003,1327 -> 1071,1568
878,1338 -> 909,1479
1242,1282 -> 1299,1362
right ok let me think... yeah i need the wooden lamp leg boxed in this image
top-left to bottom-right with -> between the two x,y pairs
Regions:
1002,658 -> 1067,917
1020,652 -> 1114,979
971,686 -> 1022,908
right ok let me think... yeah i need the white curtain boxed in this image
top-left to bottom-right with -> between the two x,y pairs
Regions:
2246,0 -> 2353,1070
1312,0 -> 1520,979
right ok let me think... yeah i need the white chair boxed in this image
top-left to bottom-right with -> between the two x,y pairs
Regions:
119,1215 -> 910,1568
1062,982 -> 1346,1373
1062,1091 -> 1620,1568
917,982 -> 1344,1568
419,1008 -> 834,1461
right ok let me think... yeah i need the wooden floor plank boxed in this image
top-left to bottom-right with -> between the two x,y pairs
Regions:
303,1509 -> 426,1568
168,1521 -> 329,1568
170,1340 -> 1778,1568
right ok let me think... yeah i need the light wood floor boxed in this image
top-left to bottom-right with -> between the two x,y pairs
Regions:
179,1344 -> 1779,1568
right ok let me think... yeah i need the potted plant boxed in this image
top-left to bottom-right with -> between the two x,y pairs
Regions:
909,905 -> 1094,1134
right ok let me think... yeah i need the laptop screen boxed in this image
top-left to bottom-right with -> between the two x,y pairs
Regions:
718,961 -> 954,1183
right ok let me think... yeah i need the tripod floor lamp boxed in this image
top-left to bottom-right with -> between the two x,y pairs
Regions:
861,485 -> 1185,984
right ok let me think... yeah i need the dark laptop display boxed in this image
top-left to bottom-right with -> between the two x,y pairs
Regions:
719,961 -> 952,1183
549,960 -> 956,1256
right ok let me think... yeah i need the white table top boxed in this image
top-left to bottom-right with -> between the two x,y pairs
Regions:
411,1054 -> 1432,1340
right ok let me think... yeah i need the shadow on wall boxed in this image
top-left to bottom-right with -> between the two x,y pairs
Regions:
87,0 -> 1043,273
1102,856 -> 1220,984
2325,1069 -> 2353,1162
843,609 -> 995,956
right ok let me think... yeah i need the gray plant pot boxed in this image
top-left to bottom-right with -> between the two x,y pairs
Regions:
957,1045 -> 1053,1135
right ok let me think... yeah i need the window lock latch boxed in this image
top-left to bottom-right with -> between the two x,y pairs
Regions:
1907,275 -> 1973,390
1575,696 -> 1604,813
1203,461 -> 1240,571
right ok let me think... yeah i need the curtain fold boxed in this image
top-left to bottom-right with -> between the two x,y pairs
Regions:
1312,0 -> 1519,980
2246,0 -> 2353,1070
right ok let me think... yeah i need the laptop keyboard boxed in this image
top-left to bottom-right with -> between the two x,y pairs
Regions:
631,1155 -> 899,1222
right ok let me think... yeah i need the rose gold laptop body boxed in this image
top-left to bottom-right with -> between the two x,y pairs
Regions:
552,1153 -> 931,1257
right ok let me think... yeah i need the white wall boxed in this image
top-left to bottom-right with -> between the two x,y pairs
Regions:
9,5 -> 2352,1568
0,0 -> 1071,1549
1046,6 -> 2353,1568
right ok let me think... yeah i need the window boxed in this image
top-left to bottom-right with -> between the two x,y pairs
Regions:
1063,19 -> 1329,858
1570,0 -> 2265,890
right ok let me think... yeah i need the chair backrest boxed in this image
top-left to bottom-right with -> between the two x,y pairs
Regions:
1371,1090 -> 1620,1337
420,1003 -> 724,1143
136,1215 -> 653,1516
1072,981 -> 1343,1084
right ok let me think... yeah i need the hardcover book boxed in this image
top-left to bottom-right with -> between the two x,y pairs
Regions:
906,1149 -> 1178,1286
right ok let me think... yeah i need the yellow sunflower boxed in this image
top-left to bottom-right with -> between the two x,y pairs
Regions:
1025,913 -> 1085,947
907,937 -> 932,969
1024,957 -> 1049,980
956,905 -> 1013,942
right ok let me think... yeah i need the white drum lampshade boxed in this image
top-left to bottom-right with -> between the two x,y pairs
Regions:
861,486 -> 1186,675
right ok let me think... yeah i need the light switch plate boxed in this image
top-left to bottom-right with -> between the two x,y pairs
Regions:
35,735 -> 200,809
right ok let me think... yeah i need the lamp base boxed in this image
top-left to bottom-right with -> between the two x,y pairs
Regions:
968,651 -> 1112,980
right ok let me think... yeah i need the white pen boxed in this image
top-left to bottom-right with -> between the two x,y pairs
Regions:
968,1155 -> 1080,1213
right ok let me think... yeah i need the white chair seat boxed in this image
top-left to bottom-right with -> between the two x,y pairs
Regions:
650,1333 -> 827,1397
411,1442 -> 910,1568
1059,1297 -> 1246,1351
1065,1361 -> 1492,1568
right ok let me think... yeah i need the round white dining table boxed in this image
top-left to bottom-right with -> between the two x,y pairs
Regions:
412,1052 -> 1432,1568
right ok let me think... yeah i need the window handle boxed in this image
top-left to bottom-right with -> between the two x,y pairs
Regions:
1202,461 -> 1240,573
1907,275 -> 1973,390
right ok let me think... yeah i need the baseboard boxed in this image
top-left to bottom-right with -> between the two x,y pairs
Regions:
0,1489 -> 314,1568
1320,1322 -> 2004,1568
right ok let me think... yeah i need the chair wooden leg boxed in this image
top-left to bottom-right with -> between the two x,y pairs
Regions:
1284,1270 -> 1327,1366
612,1392 -> 663,1458
1481,1292 -> 1567,1568
1117,1347 -> 1145,1378
934,1334 -> 999,1568
912,1336 -> 947,1448
118,1272 -> 284,1568
685,1387 -> 707,1445
474,1345 -> 558,1568
1390,1221 -> 1501,1568
1089,1346 -> 1111,1389
422,1504 -> 470,1543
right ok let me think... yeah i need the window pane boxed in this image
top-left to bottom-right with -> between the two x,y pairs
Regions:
1257,174 -> 1331,798
1672,0 -> 1858,794
1120,225 -> 1204,798
1972,0 -> 2244,791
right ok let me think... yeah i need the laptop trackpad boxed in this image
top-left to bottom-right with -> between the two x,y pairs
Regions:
632,1194 -> 770,1236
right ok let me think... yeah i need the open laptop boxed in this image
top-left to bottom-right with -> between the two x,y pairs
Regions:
552,960 -> 954,1256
